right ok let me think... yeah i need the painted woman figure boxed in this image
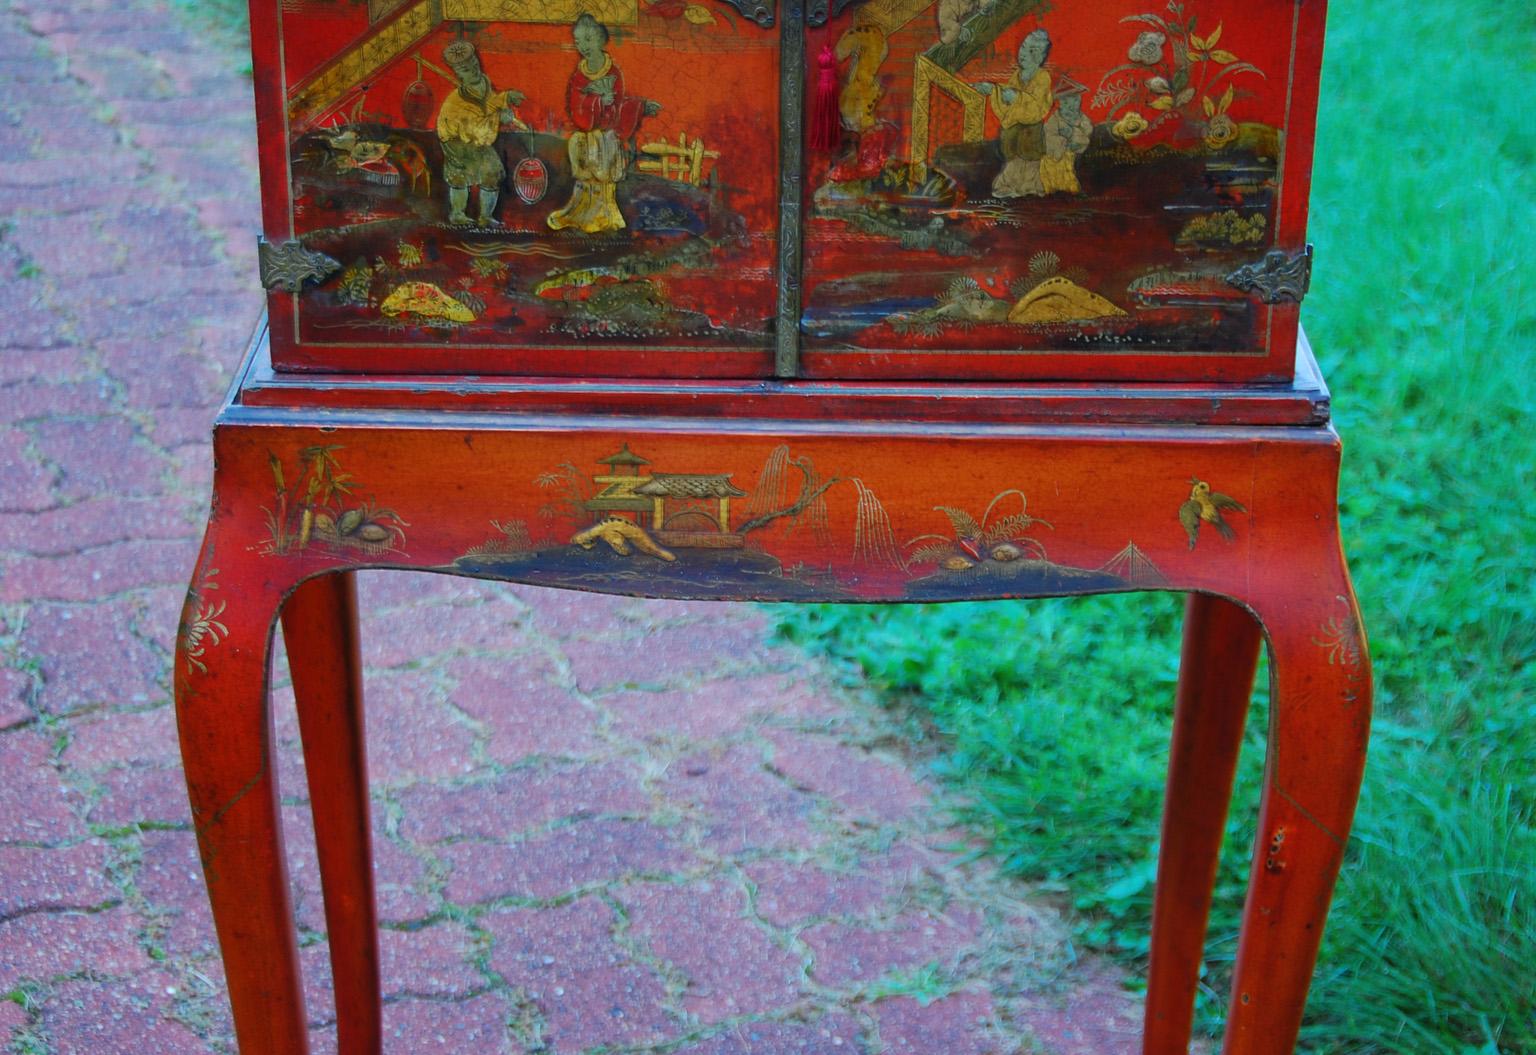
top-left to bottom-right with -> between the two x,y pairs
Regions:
975,30 -> 1054,199
546,13 -> 661,234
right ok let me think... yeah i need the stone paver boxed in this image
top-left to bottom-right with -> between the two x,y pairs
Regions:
0,1 -> 1144,1051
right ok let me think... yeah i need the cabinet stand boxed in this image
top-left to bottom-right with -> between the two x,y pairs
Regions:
175,323 -> 1369,1054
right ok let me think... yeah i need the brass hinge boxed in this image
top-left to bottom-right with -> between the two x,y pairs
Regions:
258,237 -> 341,293
1226,245 -> 1313,305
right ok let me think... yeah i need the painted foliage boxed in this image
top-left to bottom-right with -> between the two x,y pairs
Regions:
261,446 -> 409,556
179,565 -> 228,675
271,0 -> 781,356
254,0 -> 1319,377
802,0 -> 1304,358
237,431 -> 1263,604
450,442 -> 1152,600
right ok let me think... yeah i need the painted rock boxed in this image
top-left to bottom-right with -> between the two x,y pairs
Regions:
1008,277 -> 1129,326
380,282 -> 476,323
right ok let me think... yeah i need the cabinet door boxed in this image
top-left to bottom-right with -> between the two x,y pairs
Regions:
254,0 -> 782,376
796,0 -> 1324,381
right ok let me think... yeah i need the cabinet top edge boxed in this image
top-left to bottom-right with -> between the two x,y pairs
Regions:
231,314 -> 1331,428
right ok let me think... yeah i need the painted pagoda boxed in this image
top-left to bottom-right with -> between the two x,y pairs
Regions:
583,445 -> 747,548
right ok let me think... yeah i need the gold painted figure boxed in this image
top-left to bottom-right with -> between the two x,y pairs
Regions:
1039,84 -> 1092,195
975,29 -> 1054,199
436,40 -> 527,226
547,13 -> 661,234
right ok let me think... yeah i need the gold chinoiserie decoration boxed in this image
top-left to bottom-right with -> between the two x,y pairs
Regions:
636,133 -> 721,186
441,0 -> 637,24
910,55 -> 986,180
287,0 -> 639,127
288,0 -> 438,125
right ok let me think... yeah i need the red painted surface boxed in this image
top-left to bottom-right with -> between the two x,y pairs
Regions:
1145,594 -> 1263,1051
800,0 -> 1325,381
255,0 -> 782,376
209,5 -> 1349,1045
238,321 -> 1332,424
247,0 -> 1327,381
176,329 -> 1369,1054
279,574 -> 380,1055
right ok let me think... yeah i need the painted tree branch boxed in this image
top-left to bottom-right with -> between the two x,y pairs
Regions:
738,457 -> 841,535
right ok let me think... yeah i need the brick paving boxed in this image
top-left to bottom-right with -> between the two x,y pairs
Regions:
0,1 -> 1146,1051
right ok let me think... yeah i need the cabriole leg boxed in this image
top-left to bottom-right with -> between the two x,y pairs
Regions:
1144,593 -> 1263,1053
175,535 -> 310,1055
1221,575 -> 1371,1054
282,571 -> 381,1055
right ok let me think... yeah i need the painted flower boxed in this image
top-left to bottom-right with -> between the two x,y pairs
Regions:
1129,31 -> 1166,65
1151,87 -> 1196,111
1190,22 -> 1239,66
1112,111 -> 1150,140
1204,113 -> 1238,150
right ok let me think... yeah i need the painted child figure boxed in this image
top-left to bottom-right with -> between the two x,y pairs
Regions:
436,40 -> 527,226
1039,84 -> 1092,195
975,30 -> 1054,199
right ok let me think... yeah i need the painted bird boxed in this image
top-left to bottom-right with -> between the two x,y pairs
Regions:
1179,478 -> 1246,549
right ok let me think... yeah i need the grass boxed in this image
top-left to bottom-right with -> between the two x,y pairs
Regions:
777,2 -> 1536,1052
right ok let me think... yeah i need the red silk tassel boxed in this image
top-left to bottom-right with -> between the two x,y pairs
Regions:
809,43 -> 841,154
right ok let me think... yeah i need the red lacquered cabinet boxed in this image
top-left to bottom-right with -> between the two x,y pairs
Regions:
177,5 -> 1367,1054
250,0 -> 1325,381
